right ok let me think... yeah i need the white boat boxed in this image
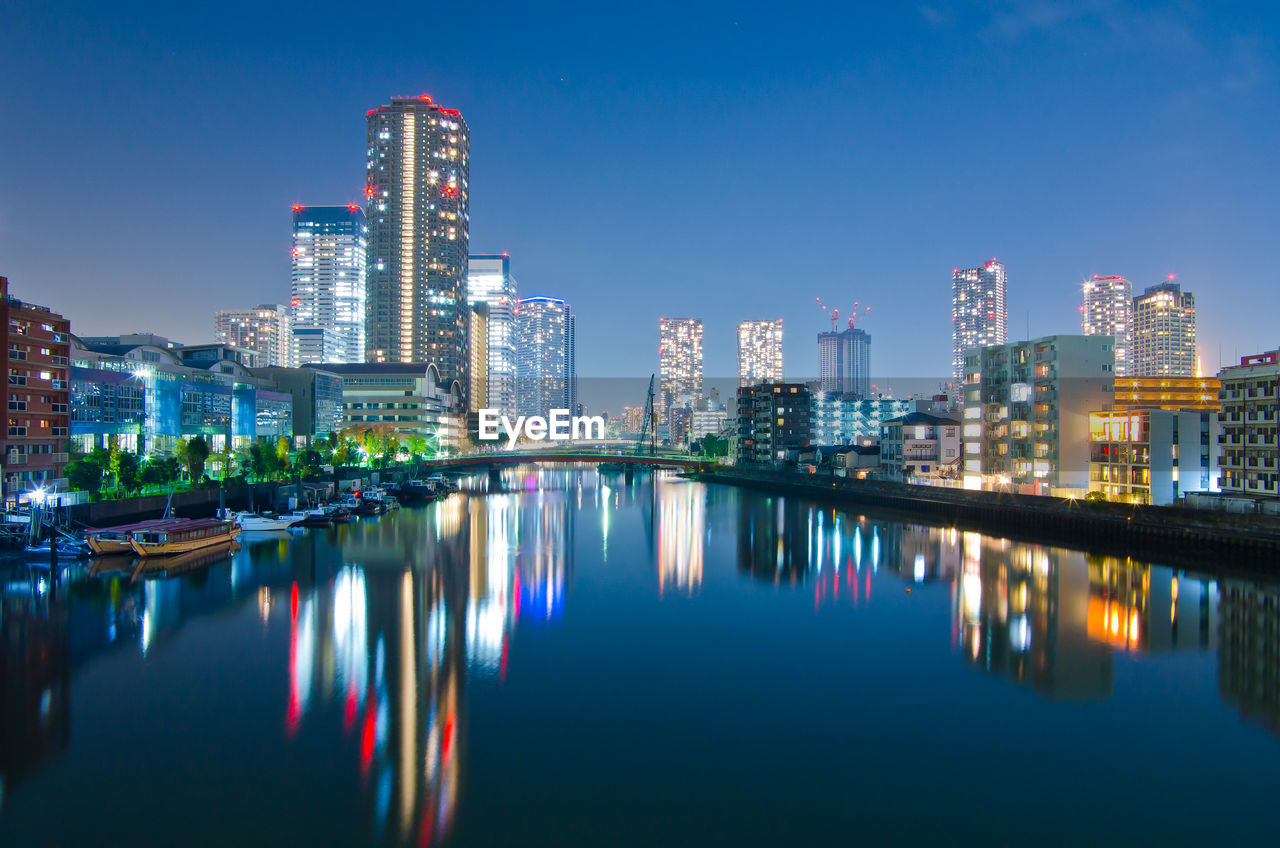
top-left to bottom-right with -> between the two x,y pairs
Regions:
281,508 -> 332,528
233,512 -> 295,532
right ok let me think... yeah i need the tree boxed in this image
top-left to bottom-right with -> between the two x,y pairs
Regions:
701,434 -> 729,458
297,448 -> 324,478
182,436 -> 211,482
112,451 -> 142,495
66,457 -> 105,496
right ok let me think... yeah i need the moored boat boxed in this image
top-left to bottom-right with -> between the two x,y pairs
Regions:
397,479 -> 436,502
283,509 -> 332,528
129,519 -> 241,558
86,518 -> 191,556
233,512 -> 296,532
26,537 -> 92,559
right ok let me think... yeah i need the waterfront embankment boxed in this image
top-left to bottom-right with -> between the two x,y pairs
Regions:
693,467 -> 1280,565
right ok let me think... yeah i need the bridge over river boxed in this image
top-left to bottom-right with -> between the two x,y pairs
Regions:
421,450 -> 710,481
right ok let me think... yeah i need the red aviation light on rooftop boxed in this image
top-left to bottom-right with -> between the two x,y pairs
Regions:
502,251 -> 509,257
365,109 -> 377,118
347,203 -> 358,211
440,107 -> 460,117
292,204 -> 301,211
365,186 -> 375,197
418,94 -> 433,103
1167,273 -> 1177,281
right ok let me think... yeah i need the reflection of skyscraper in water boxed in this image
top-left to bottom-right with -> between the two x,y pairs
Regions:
881,525 -> 961,584
1217,579 -> 1280,738
734,496 -> 889,598
954,536 -> 1113,698
283,508 -> 473,846
516,491 -> 572,622
736,495 -> 814,584
0,573 -> 70,804
656,478 -> 705,594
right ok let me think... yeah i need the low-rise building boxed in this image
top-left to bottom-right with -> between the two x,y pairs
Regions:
736,382 -> 811,465
962,334 -> 1114,495
1218,350 -> 1280,500
252,366 -> 344,445
1088,408 -> 1221,505
308,362 -> 464,452
823,442 -> 881,478
880,412 -> 962,482
689,408 -> 728,441
2,276 -> 71,499
70,337 -> 292,457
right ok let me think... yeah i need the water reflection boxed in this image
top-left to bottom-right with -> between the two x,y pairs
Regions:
1,471 -> 1278,846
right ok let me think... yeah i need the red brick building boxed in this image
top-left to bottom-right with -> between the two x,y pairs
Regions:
1,276 -> 71,501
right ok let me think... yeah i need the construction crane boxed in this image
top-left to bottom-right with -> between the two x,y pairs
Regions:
636,374 -> 657,456
817,297 -> 871,331
846,301 -> 871,330
815,297 -> 839,331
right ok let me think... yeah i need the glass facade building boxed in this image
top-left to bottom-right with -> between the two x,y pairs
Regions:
466,254 -> 517,415
952,260 -> 1008,386
817,326 -> 871,398
515,297 -> 575,419
658,318 -> 703,419
365,95 -> 471,397
291,205 -> 367,364
1081,274 -> 1132,376
70,339 -> 293,457
1131,280 -> 1197,378
737,319 -> 783,387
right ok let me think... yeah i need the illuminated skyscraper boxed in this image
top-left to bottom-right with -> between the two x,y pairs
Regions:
817,326 -> 871,397
515,297 -> 575,418
1081,274 -> 1132,376
290,204 -> 366,364
466,254 -> 517,415
214,304 -> 293,367
658,318 -> 703,417
737,319 -> 783,386
364,95 -> 470,396
1131,279 -> 1197,377
952,260 -> 1007,384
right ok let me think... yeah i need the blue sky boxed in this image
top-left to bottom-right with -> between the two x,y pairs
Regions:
1,0 -> 1277,382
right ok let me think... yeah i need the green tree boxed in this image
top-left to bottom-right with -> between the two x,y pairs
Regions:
701,434 -> 729,459
66,457 -> 105,496
112,451 -> 142,495
182,436 -> 211,482
297,448 -> 324,478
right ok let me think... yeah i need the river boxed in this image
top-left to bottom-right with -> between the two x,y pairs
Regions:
2,468 -> 1278,845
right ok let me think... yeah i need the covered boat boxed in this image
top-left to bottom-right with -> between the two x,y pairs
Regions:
85,518 -> 191,556
129,519 -> 241,558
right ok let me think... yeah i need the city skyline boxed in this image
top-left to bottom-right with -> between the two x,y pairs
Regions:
2,3 -> 1277,381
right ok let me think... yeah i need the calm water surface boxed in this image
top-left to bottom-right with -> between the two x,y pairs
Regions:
2,468 -> 1279,846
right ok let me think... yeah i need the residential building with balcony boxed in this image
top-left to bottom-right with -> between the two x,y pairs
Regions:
811,394 -> 941,445
2,276 -> 71,500
736,382 -> 812,465
962,335 -> 1114,495
880,411 -> 962,482
1088,408 -> 1221,505
1217,350 -> 1280,500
